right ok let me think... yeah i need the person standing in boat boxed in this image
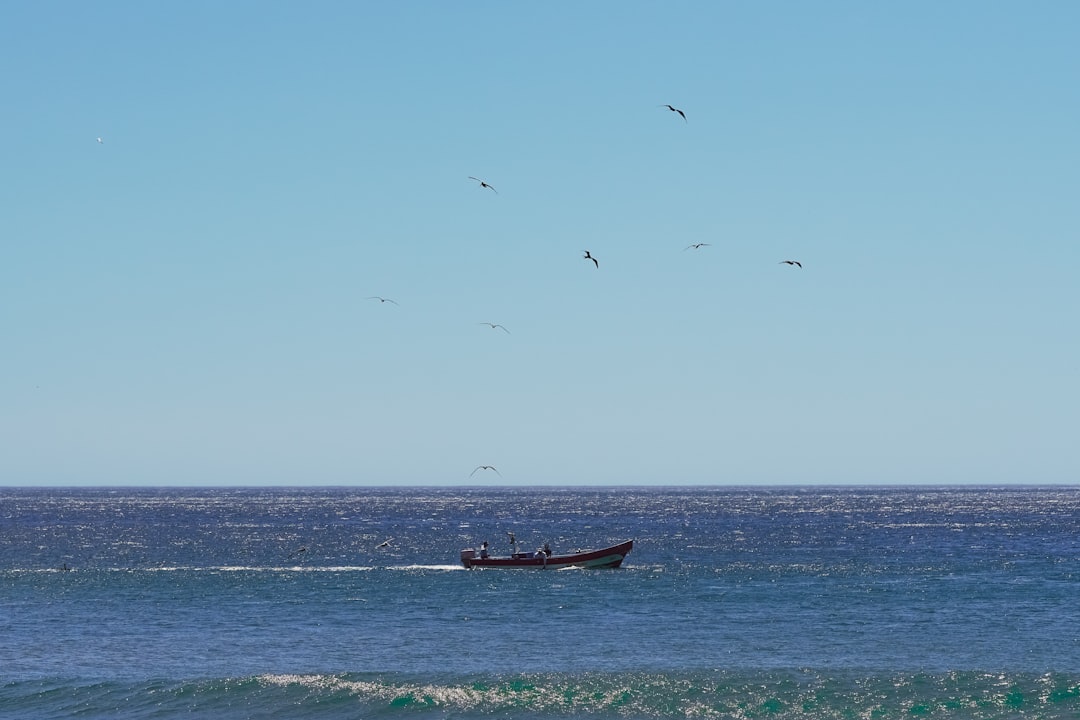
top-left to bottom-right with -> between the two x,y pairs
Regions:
479,541 -> 489,559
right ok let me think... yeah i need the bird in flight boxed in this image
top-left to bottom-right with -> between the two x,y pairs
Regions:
779,260 -> 803,268
286,546 -> 307,560
468,176 -> 498,193
376,538 -> 393,549
684,243 -> 710,251
583,250 -> 598,268
367,296 -> 399,305
660,104 -> 687,122
470,465 -> 501,477
478,322 -> 511,334
96,137 -> 104,144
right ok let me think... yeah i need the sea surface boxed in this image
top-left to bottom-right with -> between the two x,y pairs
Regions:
2,486 -> 1078,719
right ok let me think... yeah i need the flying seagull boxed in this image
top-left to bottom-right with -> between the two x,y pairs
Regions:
468,176 -> 498,193
684,243 -> 710,251
470,465 -> 501,477
478,322 -> 510,334
583,250 -> 598,268
367,296 -> 399,305
96,137 -> 104,144
660,104 -> 687,122
376,538 -> 393,549
779,260 -> 803,268
286,546 -> 307,560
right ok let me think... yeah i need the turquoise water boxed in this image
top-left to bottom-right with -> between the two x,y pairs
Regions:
2,486 -> 1078,718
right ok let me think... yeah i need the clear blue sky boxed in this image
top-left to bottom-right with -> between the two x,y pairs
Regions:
2,2 -> 1077,486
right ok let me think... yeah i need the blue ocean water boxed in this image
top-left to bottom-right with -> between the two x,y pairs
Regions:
2,486 -> 1078,719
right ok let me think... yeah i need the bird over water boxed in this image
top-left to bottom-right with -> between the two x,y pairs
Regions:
478,323 -> 510,334
468,177 -> 497,193
583,250 -> 598,268
660,104 -> 686,122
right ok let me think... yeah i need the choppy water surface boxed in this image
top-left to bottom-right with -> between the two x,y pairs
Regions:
2,486 -> 1078,718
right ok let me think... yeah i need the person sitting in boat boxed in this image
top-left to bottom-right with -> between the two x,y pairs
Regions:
479,541 -> 489,559
543,543 -> 552,557
534,547 -> 546,559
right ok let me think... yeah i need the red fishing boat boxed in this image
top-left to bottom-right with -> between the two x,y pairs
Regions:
459,539 -> 633,569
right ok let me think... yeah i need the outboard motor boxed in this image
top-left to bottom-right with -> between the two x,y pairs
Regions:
460,548 -> 476,568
